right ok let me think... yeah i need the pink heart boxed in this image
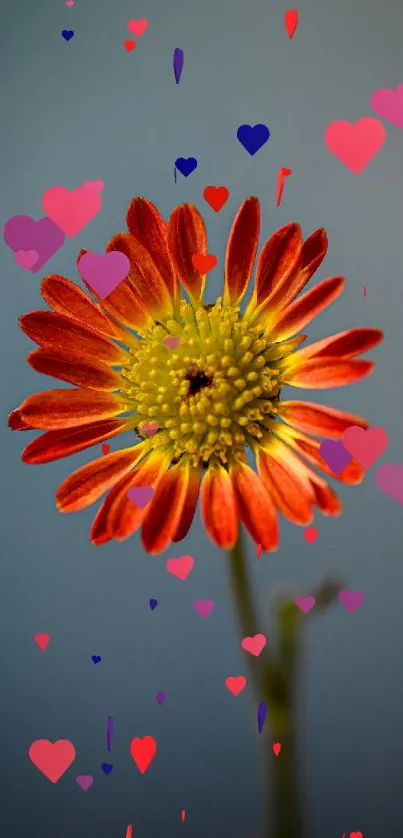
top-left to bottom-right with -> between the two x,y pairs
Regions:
304,527 -> 318,544
338,589 -> 364,612
294,595 -> 316,614
78,251 -> 130,299
81,179 -> 104,193
127,18 -> 148,37
15,249 -> 39,270
325,118 -> 386,174
65,0 -> 74,6
371,84 -> 403,129
41,184 -> 102,237
166,555 -> 194,580
34,633 -> 50,651
194,599 -> 215,618
164,335 -> 181,349
375,463 -> 403,505
342,426 -> 389,469
241,633 -> 267,657
141,422 -> 159,436
225,676 -> 247,696
76,775 -> 93,791
126,485 -> 154,509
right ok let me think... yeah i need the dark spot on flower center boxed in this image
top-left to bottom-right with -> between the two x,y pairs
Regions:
186,371 -> 213,396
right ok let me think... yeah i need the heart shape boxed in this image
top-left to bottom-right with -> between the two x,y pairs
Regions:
371,84 -> 403,129
141,421 -> 159,436
174,157 -> 198,177
203,185 -> 229,212
29,739 -> 76,783
101,443 -> 111,455
82,180 -> 104,193
164,335 -> 181,349
191,253 -> 217,273
304,527 -> 318,544
91,655 -> 102,664
101,762 -> 113,774
319,439 -> 352,474
15,249 -> 39,271
294,595 -> 316,614
237,123 -> 270,155
349,833 -> 363,838
256,544 -> 263,557
124,40 -> 137,51
272,742 -> 282,757
241,633 -> 267,657
156,691 -> 166,705
166,555 -> 194,580
78,251 -> 130,299
127,18 -> 148,37
149,598 -> 158,610
65,1 -> 74,6
375,463 -> 403,504
76,775 -> 93,791
324,118 -> 386,174
225,676 -> 247,696
284,9 -> 298,38
127,485 -> 154,509
193,599 -> 215,618
130,736 -> 157,774
34,633 -> 50,651
61,30 -> 74,41
41,184 -> 102,237
342,425 -> 388,469
4,215 -> 65,271
338,590 -> 364,612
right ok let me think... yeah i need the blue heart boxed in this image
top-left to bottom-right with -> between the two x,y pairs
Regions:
101,762 -> 113,775
149,599 -> 158,610
62,30 -> 75,42
175,157 -> 198,177
91,655 -> 102,664
237,124 -> 270,156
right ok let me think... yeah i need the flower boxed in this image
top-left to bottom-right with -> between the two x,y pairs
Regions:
9,196 -> 383,554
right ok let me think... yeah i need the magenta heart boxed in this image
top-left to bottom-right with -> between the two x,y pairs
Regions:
194,599 -> 215,618
76,775 -> 93,791
164,336 -> 181,349
319,439 -> 352,474
375,463 -> 403,505
78,251 -> 130,299
4,215 -> 65,271
371,84 -> 403,129
294,595 -> 316,614
338,589 -> 364,612
127,18 -> 148,36
141,422 -> 159,436
15,249 -> 39,271
127,485 -> 154,509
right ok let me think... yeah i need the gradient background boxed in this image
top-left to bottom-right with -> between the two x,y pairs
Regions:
1,0 -> 403,835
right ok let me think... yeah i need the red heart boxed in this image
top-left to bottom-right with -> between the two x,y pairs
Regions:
272,742 -> 282,757
350,834 -> 363,838
284,9 -> 298,39
101,443 -> 111,455
225,676 -> 247,696
203,185 -> 230,212
124,40 -> 137,51
34,633 -> 50,651
304,527 -> 318,544
191,253 -> 217,273
29,739 -> 76,783
130,736 -> 157,774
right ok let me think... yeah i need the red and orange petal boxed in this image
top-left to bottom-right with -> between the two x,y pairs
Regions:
172,464 -> 202,542
277,401 -> 367,439
271,422 -> 365,485
106,232 -> 175,322
290,328 -> 384,362
40,274 -> 130,345
8,409 -> 32,431
141,460 -> 193,554
254,223 -> 302,307
27,348 -> 122,391
230,461 -> 279,552
19,311 -> 127,365
201,464 -> 239,549
56,444 -> 147,513
126,197 -> 178,302
270,276 -> 345,340
223,197 -> 260,306
21,418 -> 133,464
18,389 -> 128,430
267,227 -> 328,313
167,203 -> 208,303
279,356 -> 374,389
256,448 -> 314,525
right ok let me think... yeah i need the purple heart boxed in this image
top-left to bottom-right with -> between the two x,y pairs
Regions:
237,124 -> 270,156
174,156 -> 198,177
127,485 -> 154,509
319,439 -> 352,474
375,463 -> 403,505
156,691 -> 166,705
294,595 -> 316,614
4,215 -> 65,272
194,599 -> 215,618
76,775 -> 93,791
338,589 -> 364,612
78,251 -> 130,300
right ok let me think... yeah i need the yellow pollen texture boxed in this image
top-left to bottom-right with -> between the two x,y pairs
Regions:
119,299 -> 282,467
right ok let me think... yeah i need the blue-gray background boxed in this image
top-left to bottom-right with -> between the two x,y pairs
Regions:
1,0 -> 403,835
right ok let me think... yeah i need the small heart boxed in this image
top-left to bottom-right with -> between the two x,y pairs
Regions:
294,595 -> 316,614
193,599 -> 215,618
272,742 -> 282,757
338,589 -> 364,613
203,185 -> 230,212
350,833 -> 363,838
241,633 -> 267,657
101,443 -> 111,455
325,118 -> 386,174
78,251 -> 130,300
166,555 -> 194,580
124,40 -> 137,52
101,762 -> 113,775
91,655 -> 102,664
34,633 -> 50,651
127,18 -> 148,37
256,544 -> 263,558
164,335 -> 181,349
156,691 -> 166,705
304,527 -> 318,544
141,421 -> 159,436
76,775 -> 93,791
375,463 -> 403,504
284,9 -> 298,38
191,253 -> 217,273
81,180 -> 104,193
225,676 -> 247,696
319,439 -> 352,474
15,249 -> 39,271
65,0 -> 74,6
61,30 -> 74,41
130,736 -> 157,774
237,123 -> 270,156
174,157 -> 198,177
371,83 -> 403,129
127,485 -> 154,509
149,598 -> 158,610
342,426 -> 388,469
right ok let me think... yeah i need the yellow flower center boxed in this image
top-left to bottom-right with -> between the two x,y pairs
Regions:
119,298 -> 282,467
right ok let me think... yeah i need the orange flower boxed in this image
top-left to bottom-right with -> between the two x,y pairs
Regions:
9,196 -> 383,553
